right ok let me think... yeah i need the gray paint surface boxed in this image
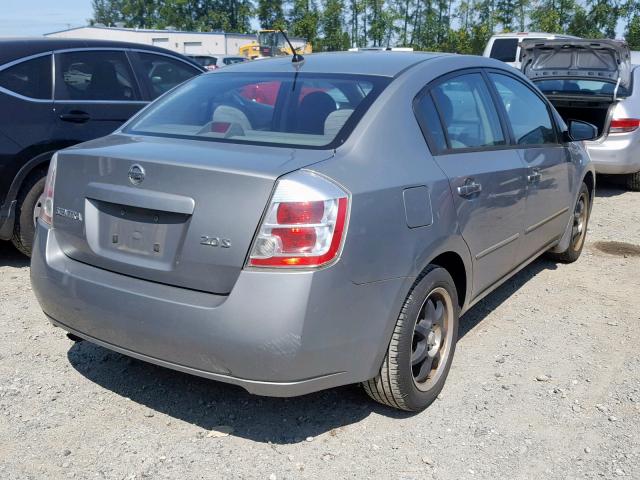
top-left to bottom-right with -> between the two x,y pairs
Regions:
31,52 -> 594,396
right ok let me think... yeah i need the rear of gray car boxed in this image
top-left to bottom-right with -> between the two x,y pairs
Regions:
31,53 -> 595,411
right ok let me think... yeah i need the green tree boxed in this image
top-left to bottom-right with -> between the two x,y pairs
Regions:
92,0 -> 253,32
495,0 -> 519,31
587,0 -> 623,38
91,0 -> 124,26
322,0 -> 349,50
567,4 -> 596,36
369,0 -> 398,46
627,14 -> 640,49
258,0 -> 287,29
289,0 -> 320,45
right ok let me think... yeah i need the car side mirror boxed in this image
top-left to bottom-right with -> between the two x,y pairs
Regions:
566,120 -> 598,142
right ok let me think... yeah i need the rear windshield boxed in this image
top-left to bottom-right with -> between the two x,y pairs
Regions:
489,39 -> 519,62
126,72 -> 390,148
535,79 -> 629,97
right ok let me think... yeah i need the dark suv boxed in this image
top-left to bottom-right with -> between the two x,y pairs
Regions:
0,38 -> 204,255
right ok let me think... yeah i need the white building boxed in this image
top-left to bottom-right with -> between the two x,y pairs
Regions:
45,26 -> 256,56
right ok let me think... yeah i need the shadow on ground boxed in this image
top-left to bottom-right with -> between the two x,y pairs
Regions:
67,257 -> 557,444
595,176 -> 630,198
0,241 -> 29,268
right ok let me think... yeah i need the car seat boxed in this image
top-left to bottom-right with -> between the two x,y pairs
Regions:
297,92 -> 337,134
87,62 -> 127,100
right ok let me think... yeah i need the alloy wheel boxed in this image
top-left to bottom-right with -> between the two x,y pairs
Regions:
411,286 -> 454,391
33,194 -> 44,227
571,191 -> 588,251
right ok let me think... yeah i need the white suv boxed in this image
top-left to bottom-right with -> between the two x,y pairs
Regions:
483,32 -> 578,68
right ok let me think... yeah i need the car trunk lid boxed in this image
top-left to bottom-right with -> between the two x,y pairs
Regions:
52,134 -> 333,294
520,39 -> 632,94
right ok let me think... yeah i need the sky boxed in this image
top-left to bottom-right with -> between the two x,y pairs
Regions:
0,0 -> 93,37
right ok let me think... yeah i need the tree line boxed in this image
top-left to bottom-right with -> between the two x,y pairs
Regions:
92,0 -> 640,53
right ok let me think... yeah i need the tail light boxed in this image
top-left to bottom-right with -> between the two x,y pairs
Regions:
248,171 -> 350,268
609,118 -> 640,134
39,153 -> 58,225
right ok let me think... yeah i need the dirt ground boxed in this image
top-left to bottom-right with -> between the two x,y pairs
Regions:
1,181 -> 639,480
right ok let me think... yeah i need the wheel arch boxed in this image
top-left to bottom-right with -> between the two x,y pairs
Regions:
428,250 -> 468,310
582,170 -> 595,205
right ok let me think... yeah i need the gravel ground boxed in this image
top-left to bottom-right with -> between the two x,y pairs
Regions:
1,182 -> 639,480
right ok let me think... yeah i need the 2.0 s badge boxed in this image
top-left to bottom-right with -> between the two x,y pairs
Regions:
200,236 -> 232,248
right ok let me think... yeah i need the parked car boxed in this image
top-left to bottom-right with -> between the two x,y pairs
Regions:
188,55 -> 249,71
188,54 -> 218,71
0,38 -> 204,255
31,52 -> 596,411
218,55 -> 250,67
483,32 -> 578,68
521,38 -> 640,190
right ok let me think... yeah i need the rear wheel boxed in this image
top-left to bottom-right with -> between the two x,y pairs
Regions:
625,171 -> 640,191
547,182 -> 590,263
11,173 -> 46,257
363,266 -> 459,411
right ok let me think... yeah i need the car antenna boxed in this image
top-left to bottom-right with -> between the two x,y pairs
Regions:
278,28 -> 305,65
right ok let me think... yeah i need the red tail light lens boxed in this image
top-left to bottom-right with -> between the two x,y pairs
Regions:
609,118 -> 640,134
277,201 -> 324,224
39,153 -> 58,225
249,172 -> 350,268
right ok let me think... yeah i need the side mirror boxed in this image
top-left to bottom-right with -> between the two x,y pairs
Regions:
566,120 -> 598,142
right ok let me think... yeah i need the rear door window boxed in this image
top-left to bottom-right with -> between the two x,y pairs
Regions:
0,55 -> 52,100
56,50 -> 139,101
414,93 -> 447,152
489,39 -> 519,62
489,73 -> 557,145
133,52 -> 201,99
431,73 -> 506,150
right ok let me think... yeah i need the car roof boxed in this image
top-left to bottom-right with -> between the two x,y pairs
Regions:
0,37 -> 193,66
490,32 -> 578,39
221,51 -> 445,77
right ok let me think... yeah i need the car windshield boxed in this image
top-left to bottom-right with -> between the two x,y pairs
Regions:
535,79 -> 628,97
125,72 -> 389,148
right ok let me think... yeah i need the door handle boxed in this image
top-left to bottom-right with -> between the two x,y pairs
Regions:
457,179 -> 482,198
527,169 -> 541,184
59,111 -> 91,123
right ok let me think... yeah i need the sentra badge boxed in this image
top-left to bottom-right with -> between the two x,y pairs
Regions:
55,207 -> 83,222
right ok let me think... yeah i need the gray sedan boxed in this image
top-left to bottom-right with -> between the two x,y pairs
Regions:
31,52 -> 595,411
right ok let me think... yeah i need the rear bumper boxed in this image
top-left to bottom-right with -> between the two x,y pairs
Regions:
586,132 -> 640,175
30,221 -> 411,397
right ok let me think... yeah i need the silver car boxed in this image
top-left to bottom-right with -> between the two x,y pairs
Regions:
31,52 -> 595,411
521,39 -> 640,190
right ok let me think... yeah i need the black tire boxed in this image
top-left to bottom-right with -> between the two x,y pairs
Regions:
363,265 -> 459,412
626,171 -> 640,191
11,173 -> 46,257
547,182 -> 590,264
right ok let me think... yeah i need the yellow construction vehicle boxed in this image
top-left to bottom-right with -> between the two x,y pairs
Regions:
239,30 -> 312,60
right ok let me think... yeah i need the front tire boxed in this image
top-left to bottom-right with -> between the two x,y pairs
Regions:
547,182 -> 590,264
11,173 -> 46,257
363,266 -> 459,412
